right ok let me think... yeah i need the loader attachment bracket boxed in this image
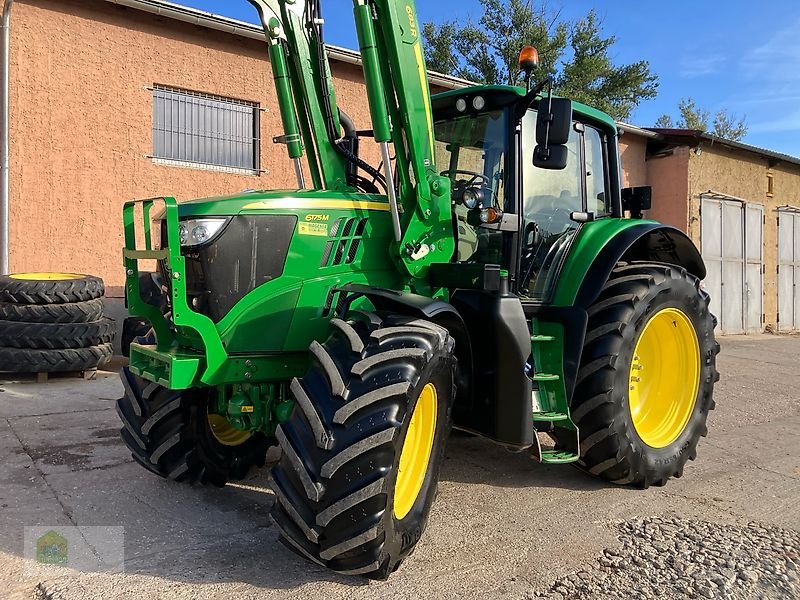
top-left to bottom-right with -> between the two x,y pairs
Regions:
123,197 -> 228,387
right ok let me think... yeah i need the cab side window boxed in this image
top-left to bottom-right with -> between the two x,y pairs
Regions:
584,126 -> 610,215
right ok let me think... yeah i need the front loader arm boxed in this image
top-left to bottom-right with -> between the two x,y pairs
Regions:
248,0 -> 454,278
247,0 -> 349,190
356,0 -> 455,277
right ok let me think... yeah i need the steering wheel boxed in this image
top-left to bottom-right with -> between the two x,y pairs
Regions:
440,169 -> 491,188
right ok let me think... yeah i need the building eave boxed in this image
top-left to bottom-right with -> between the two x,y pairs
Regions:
617,122 -> 662,140
648,128 -> 800,169
101,0 -> 471,90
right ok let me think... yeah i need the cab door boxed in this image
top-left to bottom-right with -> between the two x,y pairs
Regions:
518,113 -> 611,300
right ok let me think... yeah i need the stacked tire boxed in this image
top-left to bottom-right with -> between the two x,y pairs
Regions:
0,274 -> 114,373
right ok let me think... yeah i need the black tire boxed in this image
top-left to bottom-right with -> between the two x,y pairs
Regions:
0,318 -> 115,349
0,298 -> 104,323
270,313 -> 455,578
116,368 -> 270,487
0,274 -> 104,304
0,343 -> 113,373
121,317 -> 153,358
557,263 -> 719,488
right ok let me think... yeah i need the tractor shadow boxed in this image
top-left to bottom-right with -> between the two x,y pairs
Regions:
5,401 -> 613,594
118,472 -> 374,591
440,430 -> 612,492
109,432 -> 612,591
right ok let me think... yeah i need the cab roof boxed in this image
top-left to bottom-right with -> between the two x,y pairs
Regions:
432,84 -> 618,133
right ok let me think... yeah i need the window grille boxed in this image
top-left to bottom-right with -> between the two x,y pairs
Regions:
152,85 -> 260,172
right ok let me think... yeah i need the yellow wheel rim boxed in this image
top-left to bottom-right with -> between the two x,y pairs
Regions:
394,383 -> 438,520
629,307 -> 701,448
208,414 -> 252,447
9,273 -> 85,281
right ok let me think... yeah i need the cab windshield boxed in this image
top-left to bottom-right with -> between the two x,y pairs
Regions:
434,110 -> 509,263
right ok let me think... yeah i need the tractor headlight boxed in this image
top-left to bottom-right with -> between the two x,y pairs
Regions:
178,218 -> 230,248
462,187 -> 483,210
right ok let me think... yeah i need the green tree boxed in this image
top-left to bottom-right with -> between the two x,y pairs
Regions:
655,97 -> 748,141
557,11 -> 658,121
423,2 -> 658,121
712,110 -> 748,142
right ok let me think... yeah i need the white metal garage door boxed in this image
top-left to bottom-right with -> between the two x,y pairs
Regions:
778,209 -> 800,331
701,195 -> 763,334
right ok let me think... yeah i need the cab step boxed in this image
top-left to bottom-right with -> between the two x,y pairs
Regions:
532,410 -> 571,422
539,450 -> 580,464
533,373 -> 560,382
530,334 -> 555,342
531,411 -> 580,464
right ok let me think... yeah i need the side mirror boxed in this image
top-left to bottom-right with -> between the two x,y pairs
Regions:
622,186 -> 652,218
533,98 -> 572,170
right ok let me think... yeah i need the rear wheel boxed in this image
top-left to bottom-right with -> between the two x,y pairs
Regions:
560,263 -> 719,488
269,313 -> 455,578
116,369 -> 269,486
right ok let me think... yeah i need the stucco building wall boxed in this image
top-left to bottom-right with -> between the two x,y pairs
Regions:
7,0 -> 416,293
644,147 -> 690,234
618,135 -> 648,188
686,143 -> 800,329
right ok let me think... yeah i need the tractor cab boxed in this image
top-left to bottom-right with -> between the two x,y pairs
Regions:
432,84 -> 620,301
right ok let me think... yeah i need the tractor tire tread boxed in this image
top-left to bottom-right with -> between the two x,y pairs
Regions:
270,313 -> 454,578
0,274 -> 104,304
0,318 -> 115,349
559,263 -> 719,488
0,344 -> 112,373
116,369 -> 269,487
0,298 -> 104,323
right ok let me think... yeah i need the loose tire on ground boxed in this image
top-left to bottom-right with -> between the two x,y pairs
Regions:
0,298 -> 104,323
557,263 -> 719,488
0,318 -> 115,349
0,273 -> 104,304
116,369 -> 269,487
270,313 -> 455,578
0,343 -> 113,373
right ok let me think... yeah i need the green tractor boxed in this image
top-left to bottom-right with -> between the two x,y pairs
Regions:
117,0 -> 719,578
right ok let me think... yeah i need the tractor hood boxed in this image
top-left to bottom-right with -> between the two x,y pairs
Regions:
177,189 -> 390,218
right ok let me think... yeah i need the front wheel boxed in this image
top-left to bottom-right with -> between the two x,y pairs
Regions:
269,313 -> 455,578
116,369 -> 269,487
559,263 -> 719,488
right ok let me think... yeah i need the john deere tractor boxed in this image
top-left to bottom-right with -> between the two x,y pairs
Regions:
117,0 -> 719,578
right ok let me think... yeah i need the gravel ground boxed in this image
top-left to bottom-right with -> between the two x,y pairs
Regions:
533,517 -> 800,600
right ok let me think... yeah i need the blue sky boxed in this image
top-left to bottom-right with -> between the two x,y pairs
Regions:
180,0 -> 800,157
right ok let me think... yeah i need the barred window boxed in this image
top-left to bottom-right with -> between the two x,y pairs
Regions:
152,85 -> 260,172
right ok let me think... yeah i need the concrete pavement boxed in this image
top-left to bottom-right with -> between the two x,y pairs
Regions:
1,335 -> 798,599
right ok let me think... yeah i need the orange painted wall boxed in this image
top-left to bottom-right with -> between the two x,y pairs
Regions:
618,135 -> 648,188
645,148 -> 690,234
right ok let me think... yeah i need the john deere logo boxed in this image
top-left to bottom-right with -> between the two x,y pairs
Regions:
36,530 -> 68,565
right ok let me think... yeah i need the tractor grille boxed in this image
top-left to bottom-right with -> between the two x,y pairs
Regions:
175,215 -> 296,322
320,217 -> 368,268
